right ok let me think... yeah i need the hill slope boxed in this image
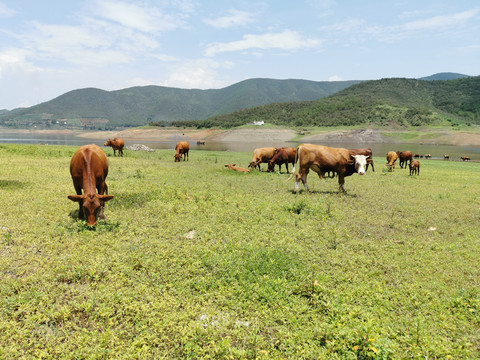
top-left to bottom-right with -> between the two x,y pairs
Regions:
0,79 -> 360,128
182,76 -> 480,128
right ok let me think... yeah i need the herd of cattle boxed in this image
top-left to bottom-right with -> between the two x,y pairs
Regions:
69,138 -> 472,226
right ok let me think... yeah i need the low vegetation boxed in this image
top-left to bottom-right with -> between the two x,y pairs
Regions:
1,144 -> 479,358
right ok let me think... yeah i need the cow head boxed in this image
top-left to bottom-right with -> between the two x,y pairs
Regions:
174,154 -> 182,162
68,193 -> 114,226
267,160 -> 275,172
104,139 -> 113,146
348,154 -> 369,175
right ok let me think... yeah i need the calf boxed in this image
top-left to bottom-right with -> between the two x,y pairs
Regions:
409,160 -> 420,176
267,147 -> 296,173
224,164 -> 250,173
104,138 -> 125,157
461,156 -> 471,161
68,144 -> 114,226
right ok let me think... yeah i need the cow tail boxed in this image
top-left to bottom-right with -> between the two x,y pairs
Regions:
286,146 -> 300,181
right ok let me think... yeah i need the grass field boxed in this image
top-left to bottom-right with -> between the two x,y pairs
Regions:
0,143 -> 479,359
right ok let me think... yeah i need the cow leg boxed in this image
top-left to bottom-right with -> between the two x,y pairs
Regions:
120,148 -> 123,157
74,185 -> 85,219
285,163 -> 288,174
295,169 -> 309,193
97,182 -> 107,220
338,175 -> 346,192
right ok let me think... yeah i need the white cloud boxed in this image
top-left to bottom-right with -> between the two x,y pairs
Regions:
328,75 -> 342,81
205,30 -> 321,56
162,59 -> 233,89
0,3 -> 15,17
203,9 -> 256,28
91,0 -> 188,33
400,9 -> 479,32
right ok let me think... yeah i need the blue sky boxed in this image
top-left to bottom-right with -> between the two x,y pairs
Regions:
0,0 -> 478,110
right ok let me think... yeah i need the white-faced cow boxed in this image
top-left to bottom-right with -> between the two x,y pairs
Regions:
350,148 -> 374,172
288,144 -> 372,193
68,144 -> 114,226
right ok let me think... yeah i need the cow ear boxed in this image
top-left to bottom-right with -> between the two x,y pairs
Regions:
68,195 -> 83,202
99,195 -> 114,202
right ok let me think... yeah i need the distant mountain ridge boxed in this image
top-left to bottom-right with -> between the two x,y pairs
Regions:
0,78 -> 361,128
185,75 -> 479,128
0,72 -> 473,129
419,72 -> 471,81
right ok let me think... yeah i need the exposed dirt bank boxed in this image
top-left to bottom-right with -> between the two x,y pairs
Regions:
3,127 -> 480,146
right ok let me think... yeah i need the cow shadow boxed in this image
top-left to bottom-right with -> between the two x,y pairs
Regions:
289,189 -> 358,198
0,179 -> 28,189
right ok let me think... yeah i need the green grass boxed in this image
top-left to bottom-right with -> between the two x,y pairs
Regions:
1,144 -> 479,359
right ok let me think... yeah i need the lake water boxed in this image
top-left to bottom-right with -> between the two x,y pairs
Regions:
1,129 -> 479,161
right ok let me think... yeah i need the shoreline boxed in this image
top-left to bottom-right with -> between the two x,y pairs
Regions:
1,126 -> 480,146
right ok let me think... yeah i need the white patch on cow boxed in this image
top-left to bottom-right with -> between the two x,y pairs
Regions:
352,155 -> 368,175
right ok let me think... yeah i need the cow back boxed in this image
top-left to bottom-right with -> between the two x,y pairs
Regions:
70,144 -> 109,189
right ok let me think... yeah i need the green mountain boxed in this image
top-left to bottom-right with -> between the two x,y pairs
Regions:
0,78 -> 360,129
419,72 -> 471,81
183,76 -> 480,128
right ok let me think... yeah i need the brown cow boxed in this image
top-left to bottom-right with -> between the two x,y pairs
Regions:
386,151 -> 398,172
288,144 -> 372,193
267,147 -> 296,173
409,160 -> 420,176
350,148 -> 374,172
396,151 -> 412,168
224,164 -> 250,173
174,141 -> 189,162
104,138 -> 125,157
248,147 -> 277,171
68,144 -> 114,226
461,156 -> 471,161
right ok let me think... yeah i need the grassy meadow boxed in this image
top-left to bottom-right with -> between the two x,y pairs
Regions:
0,143 -> 479,359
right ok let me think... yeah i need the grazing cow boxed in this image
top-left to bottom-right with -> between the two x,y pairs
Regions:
224,164 -> 250,173
414,154 -> 420,158
248,147 -> 277,171
349,148 -> 374,172
174,141 -> 189,162
386,151 -> 398,172
104,138 -> 125,157
461,156 -> 471,161
197,140 -> 205,145
444,155 -> 450,160
409,160 -> 420,176
425,154 -> 431,159
68,144 -> 114,226
396,151 -> 413,168
288,144 -> 372,193
267,147 -> 296,173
